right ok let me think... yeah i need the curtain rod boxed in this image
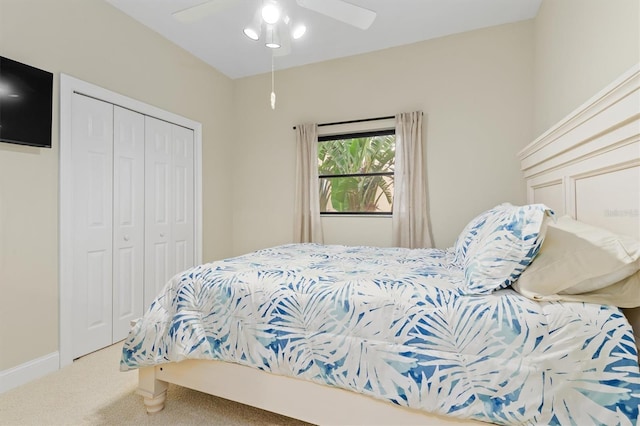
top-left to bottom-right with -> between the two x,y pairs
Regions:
292,114 -> 395,130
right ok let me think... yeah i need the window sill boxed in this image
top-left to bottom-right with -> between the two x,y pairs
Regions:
320,214 -> 392,218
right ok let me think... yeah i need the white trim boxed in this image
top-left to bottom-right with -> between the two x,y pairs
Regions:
0,352 -> 59,394
59,74 -> 203,367
518,62 -> 640,169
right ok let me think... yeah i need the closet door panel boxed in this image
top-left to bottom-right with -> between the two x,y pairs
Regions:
71,94 -> 114,359
145,117 -> 174,307
144,118 -> 196,307
172,125 -> 195,273
112,106 -> 145,341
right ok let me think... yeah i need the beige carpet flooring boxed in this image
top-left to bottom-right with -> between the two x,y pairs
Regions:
0,343 -> 311,426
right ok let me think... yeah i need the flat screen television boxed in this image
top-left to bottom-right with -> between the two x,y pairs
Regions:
0,56 -> 53,148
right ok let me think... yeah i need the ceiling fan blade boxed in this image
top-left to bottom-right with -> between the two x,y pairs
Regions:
296,0 -> 376,30
172,0 -> 235,23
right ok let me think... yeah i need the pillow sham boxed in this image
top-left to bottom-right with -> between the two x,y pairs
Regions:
512,215 -> 640,300
464,204 -> 552,294
452,203 -> 513,267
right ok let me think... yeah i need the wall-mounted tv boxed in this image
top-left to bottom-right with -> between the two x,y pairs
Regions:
0,56 -> 53,148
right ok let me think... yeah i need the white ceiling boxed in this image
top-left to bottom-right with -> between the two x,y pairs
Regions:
105,0 -> 542,79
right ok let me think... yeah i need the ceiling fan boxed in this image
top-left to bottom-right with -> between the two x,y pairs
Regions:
172,0 -> 377,31
172,0 -> 376,110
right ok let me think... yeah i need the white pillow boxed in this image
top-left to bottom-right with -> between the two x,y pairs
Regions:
512,216 -> 640,301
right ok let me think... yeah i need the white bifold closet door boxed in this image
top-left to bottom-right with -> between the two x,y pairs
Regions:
71,94 -> 116,359
144,116 -> 195,308
71,94 -> 144,358
112,106 -> 145,341
71,93 -> 194,359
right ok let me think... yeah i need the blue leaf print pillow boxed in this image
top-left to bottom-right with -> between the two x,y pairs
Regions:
453,203 -> 513,267
464,204 -> 553,294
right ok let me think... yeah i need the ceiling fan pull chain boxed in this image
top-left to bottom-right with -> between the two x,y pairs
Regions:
270,53 -> 276,110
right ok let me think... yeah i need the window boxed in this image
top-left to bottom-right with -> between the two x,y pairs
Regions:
318,129 -> 395,214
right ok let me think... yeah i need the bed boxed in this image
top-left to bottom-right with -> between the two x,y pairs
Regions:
121,64 -> 640,425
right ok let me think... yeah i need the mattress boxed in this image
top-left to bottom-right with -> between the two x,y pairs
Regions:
121,243 -> 640,425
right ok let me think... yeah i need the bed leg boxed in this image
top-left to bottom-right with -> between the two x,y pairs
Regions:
136,366 -> 169,414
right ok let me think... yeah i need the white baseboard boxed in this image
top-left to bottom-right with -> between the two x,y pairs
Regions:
0,352 -> 60,394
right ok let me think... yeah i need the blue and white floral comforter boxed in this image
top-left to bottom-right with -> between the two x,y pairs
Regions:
121,244 -> 640,425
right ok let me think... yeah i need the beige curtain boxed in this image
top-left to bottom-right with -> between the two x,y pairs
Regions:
392,112 -> 434,248
294,123 -> 324,243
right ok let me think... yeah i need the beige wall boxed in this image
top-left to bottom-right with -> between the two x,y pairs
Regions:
533,0 -> 640,136
231,21 -> 535,255
0,0 -> 235,370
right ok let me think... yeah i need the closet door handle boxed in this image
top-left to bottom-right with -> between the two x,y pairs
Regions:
160,233 -> 165,238
124,235 -> 130,242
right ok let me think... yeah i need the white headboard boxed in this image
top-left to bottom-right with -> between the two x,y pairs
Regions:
518,63 -> 640,346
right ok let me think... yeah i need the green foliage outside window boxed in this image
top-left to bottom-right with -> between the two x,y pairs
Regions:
318,133 -> 395,213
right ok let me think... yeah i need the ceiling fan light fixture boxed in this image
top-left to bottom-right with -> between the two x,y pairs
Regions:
243,26 -> 260,40
261,2 -> 281,24
292,24 -> 306,39
265,25 -> 281,49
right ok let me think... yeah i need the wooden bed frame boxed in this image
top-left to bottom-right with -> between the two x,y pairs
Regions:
136,64 -> 640,425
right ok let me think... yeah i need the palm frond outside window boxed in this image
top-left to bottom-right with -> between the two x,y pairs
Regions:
318,129 -> 395,215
